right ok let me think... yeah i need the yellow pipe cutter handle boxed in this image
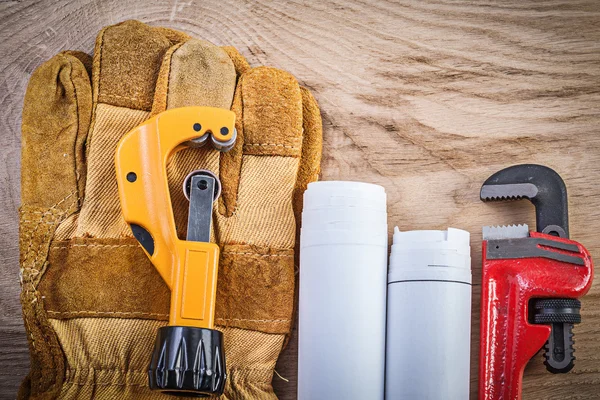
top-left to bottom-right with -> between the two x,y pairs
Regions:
115,106 -> 235,329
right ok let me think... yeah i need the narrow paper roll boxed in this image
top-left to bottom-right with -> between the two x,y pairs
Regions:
385,227 -> 472,400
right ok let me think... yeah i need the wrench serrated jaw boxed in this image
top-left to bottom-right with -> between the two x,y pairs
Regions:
482,224 -> 529,240
480,183 -> 539,202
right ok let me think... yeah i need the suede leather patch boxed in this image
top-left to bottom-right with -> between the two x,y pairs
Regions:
239,67 -> 303,157
93,20 -> 178,111
39,238 -> 170,320
21,52 -> 91,208
40,240 -> 294,334
165,39 -> 236,110
215,244 -> 295,334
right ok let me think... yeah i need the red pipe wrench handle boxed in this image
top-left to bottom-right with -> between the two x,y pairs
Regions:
479,232 -> 593,400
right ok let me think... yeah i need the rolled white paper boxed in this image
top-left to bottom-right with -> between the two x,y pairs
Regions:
385,227 -> 472,400
298,181 -> 388,400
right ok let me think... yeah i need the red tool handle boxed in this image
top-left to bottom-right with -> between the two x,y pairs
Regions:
479,232 -> 593,400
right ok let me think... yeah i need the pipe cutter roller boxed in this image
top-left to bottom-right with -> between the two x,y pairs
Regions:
479,164 -> 594,400
115,106 -> 236,396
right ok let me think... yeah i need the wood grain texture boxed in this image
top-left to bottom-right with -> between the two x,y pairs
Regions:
1,0 -> 599,399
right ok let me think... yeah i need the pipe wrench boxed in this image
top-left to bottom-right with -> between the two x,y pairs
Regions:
479,164 -> 594,400
115,106 -> 236,396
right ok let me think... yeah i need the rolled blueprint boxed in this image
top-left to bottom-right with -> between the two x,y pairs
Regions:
298,181 -> 388,400
385,227 -> 472,400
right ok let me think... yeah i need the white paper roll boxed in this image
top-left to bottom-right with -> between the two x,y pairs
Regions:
385,227 -> 472,400
302,181 -> 387,210
301,207 -> 387,226
298,181 -> 388,400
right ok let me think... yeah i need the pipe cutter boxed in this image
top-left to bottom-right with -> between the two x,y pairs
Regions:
479,164 -> 593,400
115,106 -> 236,396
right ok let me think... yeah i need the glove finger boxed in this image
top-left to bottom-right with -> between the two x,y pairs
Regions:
19,51 -> 92,396
213,67 -> 304,335
150,38 -> 237,238
92,20 -> 179,111
21,51 -> 92,212
151,39 -> 236,113
216,67 -> 303,248
214,78 -> 321,348
240,67 -> 303,158
74,20 -> 185,238
156,44 -> 248,222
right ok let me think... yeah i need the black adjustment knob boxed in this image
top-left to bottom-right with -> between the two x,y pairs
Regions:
148,326 -> 226,397
533,298 -> 581,374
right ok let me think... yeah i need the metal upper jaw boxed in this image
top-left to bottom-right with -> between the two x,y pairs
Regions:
480,164 -> 569,238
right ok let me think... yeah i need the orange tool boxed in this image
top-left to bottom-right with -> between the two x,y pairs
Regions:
115,106 -> 235,395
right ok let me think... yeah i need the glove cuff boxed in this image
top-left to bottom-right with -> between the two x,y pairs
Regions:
41,318 -> 283,399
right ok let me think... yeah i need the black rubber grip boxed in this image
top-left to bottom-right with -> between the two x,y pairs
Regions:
148,326 -> 226,397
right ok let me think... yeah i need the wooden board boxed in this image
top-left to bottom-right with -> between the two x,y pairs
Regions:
1,0 -> 599,398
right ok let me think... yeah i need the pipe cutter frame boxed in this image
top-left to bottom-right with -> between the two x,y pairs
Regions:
115,106 -> 235,396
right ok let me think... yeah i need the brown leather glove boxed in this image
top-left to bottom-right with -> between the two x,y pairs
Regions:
19,20 -> 322,399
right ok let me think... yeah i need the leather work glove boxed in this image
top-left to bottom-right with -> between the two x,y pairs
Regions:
19,20 -> 322,399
